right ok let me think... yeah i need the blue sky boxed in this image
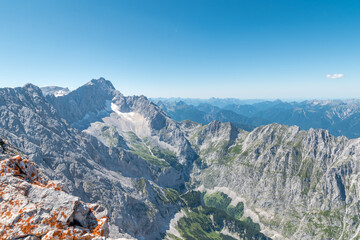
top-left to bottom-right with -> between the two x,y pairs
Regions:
0,0 -> 359,99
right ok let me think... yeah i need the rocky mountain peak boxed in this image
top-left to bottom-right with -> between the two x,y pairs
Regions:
86,77 -> 115,90
203,120 -> 239,137
45,79 -> 118,129
22,83 -> 43,96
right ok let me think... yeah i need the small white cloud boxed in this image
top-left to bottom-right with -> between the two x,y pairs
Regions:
326,73 -> 344,79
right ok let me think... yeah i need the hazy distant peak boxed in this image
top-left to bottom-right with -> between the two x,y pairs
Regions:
41,86 -> 71,97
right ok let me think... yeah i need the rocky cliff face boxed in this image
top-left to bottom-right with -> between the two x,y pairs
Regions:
47,78 -> 198,192
0,82 -> 185,239
47,78 -> 197,166
0,154 -> 109,239
187,122 -> 360,239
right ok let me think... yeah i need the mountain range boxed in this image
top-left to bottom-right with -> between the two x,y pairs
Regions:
0,78 -> 359,239
153,98 -> 360,139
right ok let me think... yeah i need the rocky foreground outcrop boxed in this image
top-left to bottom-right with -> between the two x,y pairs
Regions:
0,155 -> 109,239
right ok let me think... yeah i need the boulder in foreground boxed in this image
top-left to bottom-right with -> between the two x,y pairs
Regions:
0,155 -> 109,239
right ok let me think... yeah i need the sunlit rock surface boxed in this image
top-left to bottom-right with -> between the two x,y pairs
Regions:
0,155 -> 109,239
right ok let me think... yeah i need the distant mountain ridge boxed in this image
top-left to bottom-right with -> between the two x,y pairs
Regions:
155,98 -> 360,138
155,100 -> 268,131
152,97 -> 266,108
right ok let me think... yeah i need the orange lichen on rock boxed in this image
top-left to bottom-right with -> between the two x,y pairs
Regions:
0,155 -> 46,186
46,180 -> 67,191
0,155 -> 109,239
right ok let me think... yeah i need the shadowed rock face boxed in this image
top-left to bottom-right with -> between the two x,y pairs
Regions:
0,137 -> 19,159
46,78 -> 116,130
0,155 -> 109,239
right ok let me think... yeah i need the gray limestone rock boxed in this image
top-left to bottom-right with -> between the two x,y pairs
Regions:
2,79 -> 360,239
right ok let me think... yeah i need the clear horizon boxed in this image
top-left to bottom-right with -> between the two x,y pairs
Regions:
1,1 -> 359,99
9,79 -> 360,102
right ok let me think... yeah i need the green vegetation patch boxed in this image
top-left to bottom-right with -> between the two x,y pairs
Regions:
203,191 -> 244,221
131,150 -> 170,167
283,221 -> 298,236
126,132 -> 171,167
151,146 -> 182,170
127,131 -> 141,143
305,208 -> 344,239
165,188 -> 180,203
229,144 -> 243,154
101,126 -> 119,147
176,191 -> 267,240
166,233 -> 183,240
176,207 -> 239,240
203,191 -> 232,210
182,191 -> 203,208
134,178 -> 147,193
227,203 -> 245,221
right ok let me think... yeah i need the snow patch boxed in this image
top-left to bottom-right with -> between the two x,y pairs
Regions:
110,103 -> 151,138
54,89 -> 70,97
